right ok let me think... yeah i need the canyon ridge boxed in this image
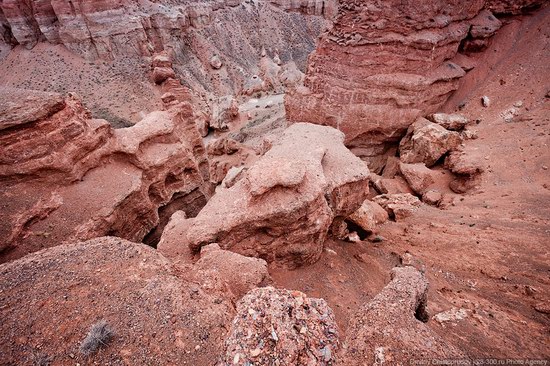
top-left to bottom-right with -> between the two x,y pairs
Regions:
0,0 -> 549,365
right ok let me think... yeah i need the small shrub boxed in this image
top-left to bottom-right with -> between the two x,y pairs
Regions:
79,320 -> 114,356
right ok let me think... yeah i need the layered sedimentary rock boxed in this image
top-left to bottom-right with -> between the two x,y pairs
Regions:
0,88 -> 210,261
182,122 -> 370,268
0,1 -> 327,96
269,0 -> 338,18
285,0 -> 543,168
340,266 -> 464,365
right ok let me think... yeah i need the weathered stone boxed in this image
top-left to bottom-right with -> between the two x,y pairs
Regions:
221,287 -> 339,366
373,193 -> 422,221
184,123 -> 370,268
341,267 -> 465,365
0,89 -> 209,261
399,162 -> 436,195
348,199 -> 389,233
152,67 -> 176,84
427,113 -> 469,131
399,118 -> 462,167
422,189 -> 443,205
195,244 -> 271,301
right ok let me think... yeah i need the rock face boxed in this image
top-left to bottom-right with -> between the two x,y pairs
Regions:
285,0 -> 542,165
0,88 -> 210,261
221,287 -> 339,366
340,266 -> 464,365
347,199 -> 389,233
0,1 -> 328,96
269,0 -> 338,18
183,123 -> 370,268
0,237 -> 234,365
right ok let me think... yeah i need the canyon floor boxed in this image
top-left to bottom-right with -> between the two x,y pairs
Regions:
0,1 -> 549,366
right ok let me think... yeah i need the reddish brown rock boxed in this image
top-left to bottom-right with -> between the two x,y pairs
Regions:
285,0 -> 481,162
210,96 -> 239,131
152,67 -> 176,84
184,123 -> 370,268
195,243 -> 271,302
347,199 -> 389,233
422,189 -> 443,206
221,287 -> 339,366
445,149 -> 485,193
0,88 -> 210,261
373,193 -> 422,221
399,118 -> 462,167
285,0 -> 542,164
399,162 -> 436,195
427,112 -> 469,131
0,1 -> 327,96
0,237 -> 234,365
340,267 -> 464,365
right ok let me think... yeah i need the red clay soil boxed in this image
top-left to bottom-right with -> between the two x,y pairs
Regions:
272,6 -> 550,359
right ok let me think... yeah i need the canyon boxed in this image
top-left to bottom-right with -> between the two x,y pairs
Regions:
0,0 -> 549,365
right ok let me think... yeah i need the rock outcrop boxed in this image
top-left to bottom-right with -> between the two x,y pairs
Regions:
181,122 -> 370,268
340,266 -> 464,365
285,0 -> 543,167
269,0 -> 338,18
221,287 -> 339,366
0,237 -> 234,365
0,1 -> 328,96
0,88 -> 210,261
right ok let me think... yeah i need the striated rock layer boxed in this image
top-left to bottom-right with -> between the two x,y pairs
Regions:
0,87 -> 211,261
0,0 -> 328,96
285,0 -> 543,170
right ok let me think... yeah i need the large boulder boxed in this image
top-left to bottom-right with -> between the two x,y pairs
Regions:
399,117 -> 462,167
427,113 -> 469,131
399,162 -> 436,195
445,149 -> 485,193
340,267 -> 464,365
347,199 -> 389,233
210,95 -> 239,131
0,237 -> 233,365
221,287 -> 340,366
182,123 -> 370,268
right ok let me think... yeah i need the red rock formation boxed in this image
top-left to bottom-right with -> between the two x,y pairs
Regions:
285,0 -> 543,170
181,122 -> 370,268
0,1 -> 328,96
0,87 -> 211,261
269,0 -> 338,18
340,266 -> 465,364
221,286 -> 340,366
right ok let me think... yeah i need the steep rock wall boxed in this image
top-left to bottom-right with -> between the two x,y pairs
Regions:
285,0 -> 544,170
0,0 -> 328,96
0,87 -> 211,261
